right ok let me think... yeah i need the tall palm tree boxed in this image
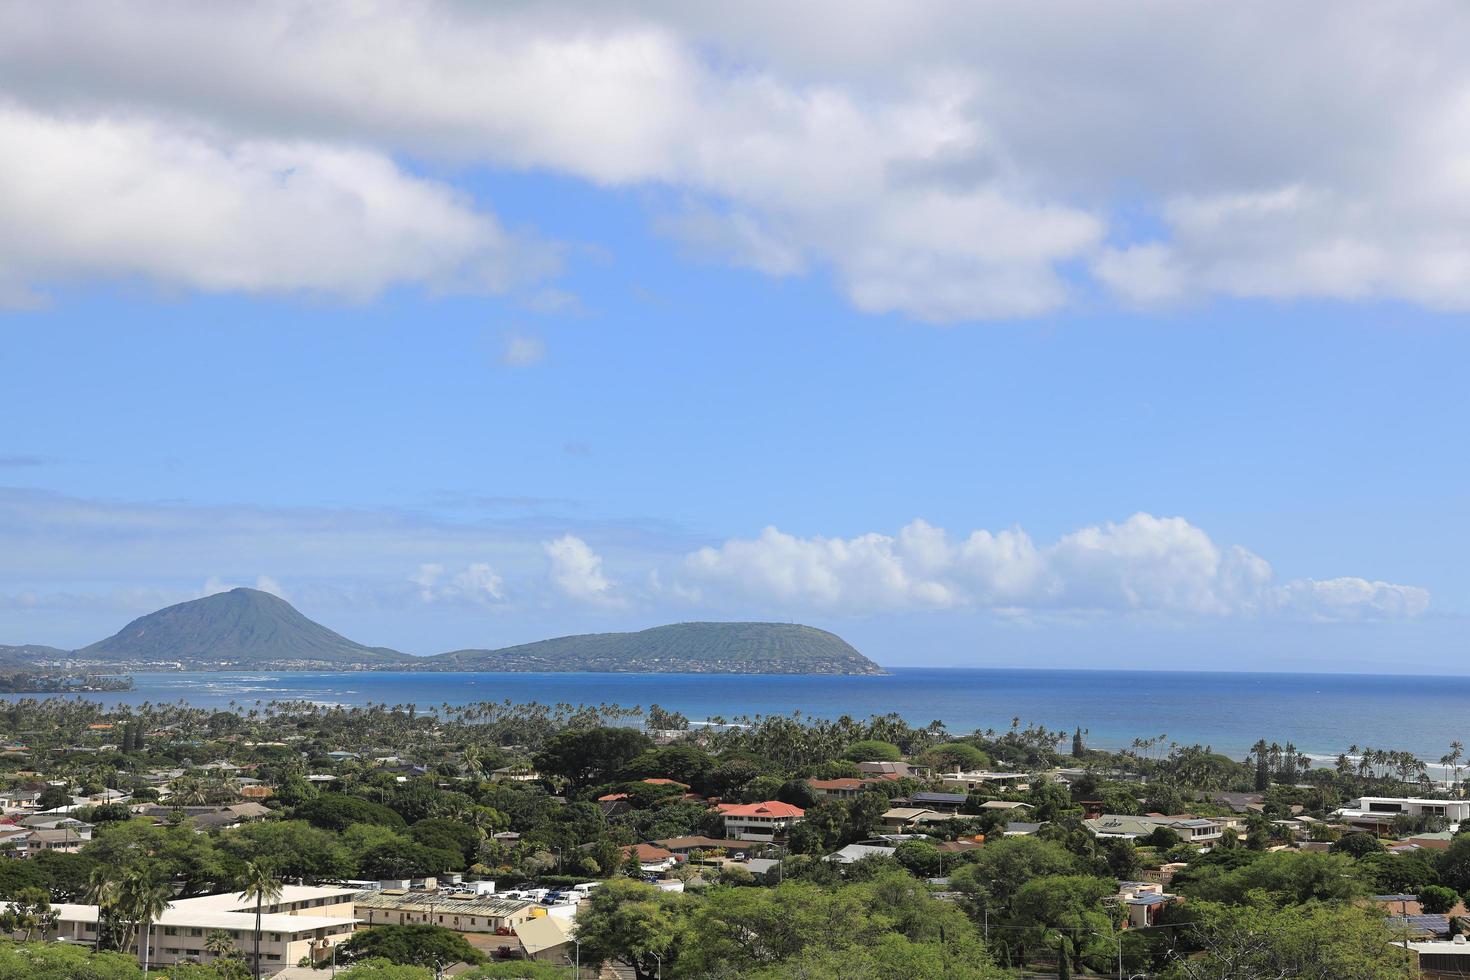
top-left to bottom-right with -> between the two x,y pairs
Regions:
239,860 -> 283,980
119,870 -> 172,974
86,865 -> 119,952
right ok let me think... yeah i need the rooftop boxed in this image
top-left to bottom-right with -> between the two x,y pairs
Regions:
355,892 -> 539,917
717,801 -> 804,818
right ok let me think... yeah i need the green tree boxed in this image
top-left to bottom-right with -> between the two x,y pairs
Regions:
217,821 -> 351,882
0,888 -> 59,941
333,958 -> 433,979
1176,851 -> 1365,907
1331,831 -> 1384,857
572,878 -> 681,980
1071,728 -> 1085,758
841,740 -> 901,763
1421,884 -> 1458,914
239,860 -> 282,980
204,928 -> 236,963
1105,838 -> 1143,881
35,785 -> 72,810
408,818 -> 481,867
922,742 -> 990,772
894,840 -> 945,878
950,836 -> 1080,911
116,870 -> 171,972
1436,833 -> 1470,893
1160,901 -> 1408,979
0,939 -> 143,979
338,924 -> 486,967
533,728 -> 654,787
294,793 -> 406,832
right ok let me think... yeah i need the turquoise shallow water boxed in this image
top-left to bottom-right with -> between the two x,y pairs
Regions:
35,666 -> 1470,762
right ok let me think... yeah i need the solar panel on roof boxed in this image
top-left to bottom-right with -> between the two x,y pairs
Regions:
1387,913 -> 1451,935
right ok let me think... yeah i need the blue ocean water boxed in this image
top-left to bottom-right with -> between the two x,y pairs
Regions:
51,667 -> 1470,762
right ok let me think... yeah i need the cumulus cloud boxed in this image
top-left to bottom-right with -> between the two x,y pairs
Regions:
544,534 -> 619,605
682,514 -> 1429,621
199,574 -> 288,599
411,563 -> 505,605
0,101 -> 554,305
24,2 -> 1470,318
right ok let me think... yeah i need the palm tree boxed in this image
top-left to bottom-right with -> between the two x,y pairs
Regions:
204,928 -> 235,963
119,870 -> 172,974
86,865 -> 119,952
170,776 -> 206,806
239,860 -> 283,980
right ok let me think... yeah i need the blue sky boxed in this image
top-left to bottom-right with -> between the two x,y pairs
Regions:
2,3 -> 1468,670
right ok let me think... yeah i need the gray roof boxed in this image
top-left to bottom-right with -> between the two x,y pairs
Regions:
825,844 -> 897,864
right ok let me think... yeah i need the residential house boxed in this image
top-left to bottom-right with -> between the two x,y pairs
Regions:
825,843 -> 896,864
1208,791 -> 1266,814
716,801 -> 804,842
854,761 -> 930,780
490,765 -> 540,783
880,807 -> 967,832
978,800 -> 1034,814
939,770 -> 1031,793
1333,797 -> 1470,833
1083,814 -> 1224,845
807,777 -> 886,801
653,836 -> 748,857
619,844 -> 676,873
1003,822 -> 1043,837
909,791 -> 968,813
1115,881 -> 1179,928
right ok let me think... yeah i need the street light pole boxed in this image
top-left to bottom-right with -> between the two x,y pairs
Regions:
651,950 -> 662,979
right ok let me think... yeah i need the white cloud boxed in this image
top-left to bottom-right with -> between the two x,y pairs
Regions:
0,2 -> 1101,319
413,562 -> 506,605
501,333 -> 547,367
5,3 -> 1469,317
198,574 -> 288,599
682,513 -> 1429,621
544,534 -> 619,605
253,575 -> 288,600
0,101 -> 554,304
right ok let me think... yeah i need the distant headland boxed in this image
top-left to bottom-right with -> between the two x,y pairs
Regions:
2,587 -> 886,676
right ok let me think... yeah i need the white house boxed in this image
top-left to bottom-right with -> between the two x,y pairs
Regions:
1334,797 -> 1470,832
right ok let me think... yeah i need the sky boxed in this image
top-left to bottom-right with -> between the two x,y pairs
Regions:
2,1 -> 1469,671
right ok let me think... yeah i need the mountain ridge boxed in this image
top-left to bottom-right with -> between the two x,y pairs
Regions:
23,588 -> 883,675
428,621 -> 885,675
75,588 -> 416,669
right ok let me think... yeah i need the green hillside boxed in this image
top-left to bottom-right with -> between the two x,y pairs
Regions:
428,621 -> 886,674
0,644 -> 69,667
74,588 -> 415,669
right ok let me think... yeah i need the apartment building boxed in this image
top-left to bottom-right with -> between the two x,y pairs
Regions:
1,885 -> 359,973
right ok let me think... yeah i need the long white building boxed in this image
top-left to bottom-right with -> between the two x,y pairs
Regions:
2,885 -> 359,974
1334,796 -> 1470,832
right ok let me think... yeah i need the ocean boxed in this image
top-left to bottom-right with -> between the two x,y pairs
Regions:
40,667 -> 1470,763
